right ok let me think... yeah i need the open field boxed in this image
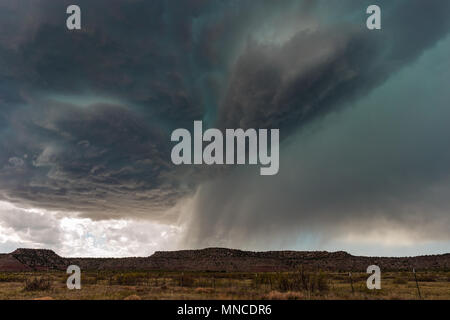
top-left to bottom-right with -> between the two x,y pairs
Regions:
0,270 -> 449,300
1,249 -> 448,300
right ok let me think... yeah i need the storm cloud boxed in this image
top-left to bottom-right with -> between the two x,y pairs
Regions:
0,0 -> 450,255
218,1 -> 450,132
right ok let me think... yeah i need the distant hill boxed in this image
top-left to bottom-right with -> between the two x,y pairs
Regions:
0,247 -> 449,272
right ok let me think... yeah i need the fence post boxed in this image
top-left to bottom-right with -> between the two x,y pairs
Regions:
413,268 -> 422,299
349,272 -> 355,294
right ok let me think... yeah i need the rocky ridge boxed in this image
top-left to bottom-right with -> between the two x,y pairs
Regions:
0,247 -> 449,272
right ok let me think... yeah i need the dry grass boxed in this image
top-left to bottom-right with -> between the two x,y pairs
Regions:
0,270 -> 448,300
263,291 -> 304,300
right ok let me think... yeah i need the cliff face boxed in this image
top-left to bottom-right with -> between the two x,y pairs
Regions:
0,254 -> 32,271
148,248 -> 450,272
0,248 -> 449,272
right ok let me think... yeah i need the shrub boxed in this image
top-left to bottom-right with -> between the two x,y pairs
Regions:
315,271 -> 330,293
179,274 -> 196,287
266,269 -> 329,294
114,273 -> 145,285
82,276 -> 98,285
24,278 -> 52,291
393,277 -> 408,285
416,274 -> 436,282
0,273 -> 22,283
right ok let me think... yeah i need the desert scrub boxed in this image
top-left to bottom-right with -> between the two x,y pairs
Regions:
179,274 -> 196,287
393,277 -> 408,285
257,269 -> 330,294
114,273 -> 146,285
0,273 -> 23,283
24,278 -> 52,291
416,273 -> 437,282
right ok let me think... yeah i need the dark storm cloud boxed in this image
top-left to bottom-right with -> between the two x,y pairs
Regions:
0,0 -> 205,126
0,99 -> 186,220
182,0 -> 450,249
1,0 -> 450,250
0,0 -> 307,218
184,41 -> 450,249
218,0 -> 450,132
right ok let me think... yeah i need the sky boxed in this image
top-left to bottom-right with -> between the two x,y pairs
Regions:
0,0 -> 450,257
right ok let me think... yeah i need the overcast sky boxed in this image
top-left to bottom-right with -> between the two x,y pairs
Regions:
0,0 -> 449,257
